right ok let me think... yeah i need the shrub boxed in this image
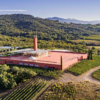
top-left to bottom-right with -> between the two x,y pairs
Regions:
63,84 -> 77,97
18,69 -> 37,79
0,77 -> 9,89
9,64 -> 62,78
8,78 -> 17,89
0,71 -> 17,89
45,82 -> 77,100
11,66 -> 20,74
0,64 -> 10,71
92,47 -> 95,49
23,70 -> 37,78
0,64 -> 37,89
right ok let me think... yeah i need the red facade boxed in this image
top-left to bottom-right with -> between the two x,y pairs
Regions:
0,52 -> 88,70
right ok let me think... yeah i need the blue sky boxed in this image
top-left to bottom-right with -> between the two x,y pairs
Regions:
0,0 -> 100,21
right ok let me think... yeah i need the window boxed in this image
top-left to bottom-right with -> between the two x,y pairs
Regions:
19,63 -> 23,65
8,62 -> 13,64
37,65 -> 39,67
35,64 -> 39,67
30,64 -> 33,66
24,63 -> 28,66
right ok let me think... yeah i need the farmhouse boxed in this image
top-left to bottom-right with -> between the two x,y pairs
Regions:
0,35 -> 87,70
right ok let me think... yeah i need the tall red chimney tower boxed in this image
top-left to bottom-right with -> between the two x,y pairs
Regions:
33,29 -> 37,51
33,37 -> 37,51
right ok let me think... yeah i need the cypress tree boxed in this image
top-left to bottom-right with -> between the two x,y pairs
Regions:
61,56 -> 63,70
87,49 -> 90,60
87,49 -> 93,60
97,49 -> 100,56
90,49 -> 93,60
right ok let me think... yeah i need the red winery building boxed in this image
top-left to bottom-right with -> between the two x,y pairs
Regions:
0,36 -> 88,70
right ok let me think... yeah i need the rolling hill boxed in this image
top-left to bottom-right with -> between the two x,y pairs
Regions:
0,14 -> 100,41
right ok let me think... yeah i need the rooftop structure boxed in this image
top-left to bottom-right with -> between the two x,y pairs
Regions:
13,48 -> 49,58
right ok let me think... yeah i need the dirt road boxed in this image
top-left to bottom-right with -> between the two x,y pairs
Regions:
53,66 -> 100,84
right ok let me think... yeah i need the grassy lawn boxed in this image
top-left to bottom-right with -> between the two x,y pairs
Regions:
72,35 -> 100,45
72,39 -> 100,43
72,39 -> 100,46
87,46 -> 100,49
8,64 -> 63,79
68,56 -> 100,75
92,69 -> 100,80
38,81 -> 100,100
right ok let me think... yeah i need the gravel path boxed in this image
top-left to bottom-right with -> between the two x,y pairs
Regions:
53,66 -> 100,84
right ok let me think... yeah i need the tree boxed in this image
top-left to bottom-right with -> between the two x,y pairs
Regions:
97,49 -> 100,56
90,49 -> 93,60
61,56 -> 63,70
92,47 -> 95,49
87,49 -> 90,60
88,49 -> 93,60
11,66 -> 20,74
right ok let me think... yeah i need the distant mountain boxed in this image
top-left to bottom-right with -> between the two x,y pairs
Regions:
46,17 -> 100,24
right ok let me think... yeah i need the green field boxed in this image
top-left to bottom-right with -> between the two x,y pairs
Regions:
83,35 -> 100,41
72,35 -> 100,46
68,56 -> 100,75
72,39 -> 100,46
3,78 -> 50,100
72,39 -> 100,43
92,69 -> 100,80
87,46 -> 100,49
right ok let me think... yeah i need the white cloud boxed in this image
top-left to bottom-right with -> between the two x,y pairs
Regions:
0,10 -> 27,11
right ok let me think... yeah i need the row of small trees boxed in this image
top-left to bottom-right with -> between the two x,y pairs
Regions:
88,49 -> 100,60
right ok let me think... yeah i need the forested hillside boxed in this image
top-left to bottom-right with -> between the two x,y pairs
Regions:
0,34 -> 86,53
0,14 -> 100,41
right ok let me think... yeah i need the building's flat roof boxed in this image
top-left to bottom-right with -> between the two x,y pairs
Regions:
13,49 -> 49,54
52,49 -> 71,52
0,51 -> 87,65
